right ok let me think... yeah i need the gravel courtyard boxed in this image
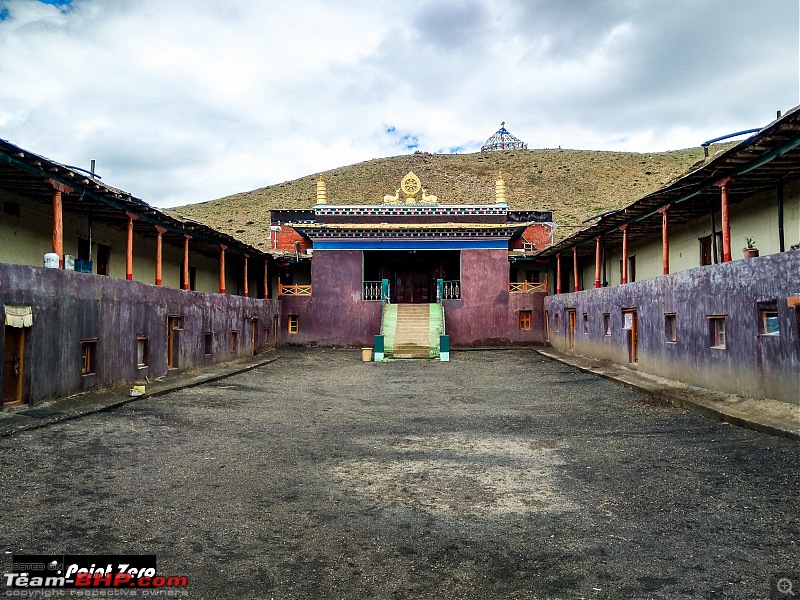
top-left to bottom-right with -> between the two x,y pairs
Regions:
1,348 -> 797,599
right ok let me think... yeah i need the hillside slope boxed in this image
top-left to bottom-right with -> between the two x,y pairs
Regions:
169,146 -> 721,249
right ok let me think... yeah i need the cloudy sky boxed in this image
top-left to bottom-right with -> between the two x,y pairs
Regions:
0,0 -> 797,207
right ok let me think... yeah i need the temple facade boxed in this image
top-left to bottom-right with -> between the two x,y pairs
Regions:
270,171 -> 554,356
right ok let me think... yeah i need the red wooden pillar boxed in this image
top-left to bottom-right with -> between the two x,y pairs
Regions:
47,180 -> 72,268
182,235 -> 191,290
265,260 -> 270,299
658,205 -> 670,274
594,236 -> 602,288
572,246 -> 579,292
556,253 -> 562,294
716,177 -> 733,262
243,254 -> 249,298
620,224 -> 629,284
219,244 -> 227,294
125,211 -> 137,280
154,226 -> 166,285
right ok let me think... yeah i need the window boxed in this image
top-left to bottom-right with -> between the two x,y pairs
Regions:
708,316 -> 727,348
81,340 -> 97,375
700,233 -> 723,266
603,313 -> 611,336
136,336 -> 148,367
628,256 -> 636,283
664,313 -> 677,342
519,310 -> 532,331
553,312 -> 560,332
758,302 -> 779,335
230,330 -> 238,352
583,313 -> 589,334
288,315 -> 299,334
544,310 -> 550,341
97,244 -> 111,276
204,332 -> 213,355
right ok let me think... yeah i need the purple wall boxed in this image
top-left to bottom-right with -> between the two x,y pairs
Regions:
443,249 -> 546,347
0,262 -> 279,406
279,250 -> 382,347
544,251 -> 800,404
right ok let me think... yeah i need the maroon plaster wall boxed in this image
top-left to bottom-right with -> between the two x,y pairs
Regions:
0,262 -> 279,407
279,250 -> 382,347
443,249 -> 546,346
544,251 -> 800,404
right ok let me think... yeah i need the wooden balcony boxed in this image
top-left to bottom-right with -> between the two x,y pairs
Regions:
278,283 -> 312,296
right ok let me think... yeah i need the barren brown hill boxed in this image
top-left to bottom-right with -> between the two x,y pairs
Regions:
169,146 -> 725,249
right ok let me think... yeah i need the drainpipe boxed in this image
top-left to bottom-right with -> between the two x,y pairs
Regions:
219,244 -> 227,294
125,211 -> 137,280
154,226 -> 166,285
243,254 -> 249,298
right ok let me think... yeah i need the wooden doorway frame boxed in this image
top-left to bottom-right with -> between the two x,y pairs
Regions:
2,326 -> 26,406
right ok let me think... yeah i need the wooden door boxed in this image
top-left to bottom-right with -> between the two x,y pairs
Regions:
624,309 -> 638,363
567,310 -> 577,350
2,327 -> 25,405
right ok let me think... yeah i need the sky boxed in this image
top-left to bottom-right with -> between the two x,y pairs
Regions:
0,0 -> 798,208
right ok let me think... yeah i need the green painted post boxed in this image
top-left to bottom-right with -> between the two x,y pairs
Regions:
439,335 -> 450,362
437,278 -> 444,303
374,335 -> 385,362
381,278 -> 389,303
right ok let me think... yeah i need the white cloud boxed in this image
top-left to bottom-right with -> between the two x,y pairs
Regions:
0,0 -> 797,207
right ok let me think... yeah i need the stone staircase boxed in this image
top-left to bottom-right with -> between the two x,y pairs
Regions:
382,304 -> 442,359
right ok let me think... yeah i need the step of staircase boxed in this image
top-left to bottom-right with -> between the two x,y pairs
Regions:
382,303 -> 443,359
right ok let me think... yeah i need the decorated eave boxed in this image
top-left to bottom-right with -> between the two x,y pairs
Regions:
0,138 -> 273,264
292,222 -> 528,239
531,105 -> 800,261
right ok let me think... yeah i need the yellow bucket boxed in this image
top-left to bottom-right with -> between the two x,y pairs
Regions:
361,348 -> 373,362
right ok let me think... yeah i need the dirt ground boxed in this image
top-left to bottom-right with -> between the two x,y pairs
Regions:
0,348 -> 797,599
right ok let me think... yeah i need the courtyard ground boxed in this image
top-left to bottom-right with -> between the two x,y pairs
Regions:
0,348 -> 797,599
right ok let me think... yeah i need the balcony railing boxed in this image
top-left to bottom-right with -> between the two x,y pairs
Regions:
509,281 -> 547,293
278,283 -> 312,296
363,281 -> 383,301
440,280 -> 461,300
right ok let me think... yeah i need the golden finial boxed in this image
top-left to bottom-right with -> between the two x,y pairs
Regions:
495,171 -> 506,204
316,176 -> 327,205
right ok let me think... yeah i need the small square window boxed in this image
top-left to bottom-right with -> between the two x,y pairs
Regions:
665,313 -> 677,343
603,313 -> 611,336
136,336 -> 148,367
230,330 -> 238,352
288,315 -> 299,334
758,302 -> 779,335
708,316 -> 727,349
204,332 -> 213,355
519,310 -> 532,331
81,340 -> 97,375
583,313 -> 589,334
